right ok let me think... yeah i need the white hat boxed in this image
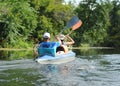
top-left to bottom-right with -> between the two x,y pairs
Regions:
59,34 -> 65,40
43,32 -> 50,38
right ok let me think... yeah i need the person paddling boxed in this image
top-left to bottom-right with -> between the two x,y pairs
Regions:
38,32 -> 61,56
59,34 -> 75,45
56,34 -> 75,54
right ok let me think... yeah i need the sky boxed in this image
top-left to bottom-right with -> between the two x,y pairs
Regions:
64,0 -> 82,5
64,0 -> 114,5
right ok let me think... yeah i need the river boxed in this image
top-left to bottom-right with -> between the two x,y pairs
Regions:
0,49 -> 120,86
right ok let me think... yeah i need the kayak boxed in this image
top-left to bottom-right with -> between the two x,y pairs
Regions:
35,51 -> 76,64
35,42 -> 76,64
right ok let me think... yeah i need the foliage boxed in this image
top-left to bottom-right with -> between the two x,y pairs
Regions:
105,0 -> 120,47
74,0 -> 111,46
0,0 -> 37,48
30,0 -> 75,42
0,0 -> 120,48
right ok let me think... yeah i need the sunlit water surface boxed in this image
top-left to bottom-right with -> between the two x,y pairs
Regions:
0,49 -> 120,86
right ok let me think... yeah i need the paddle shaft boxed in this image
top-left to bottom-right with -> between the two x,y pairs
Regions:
67,30 -> 73,35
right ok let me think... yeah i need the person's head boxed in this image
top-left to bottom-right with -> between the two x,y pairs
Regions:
59,34 -> 65,41
43,32 -> 50,42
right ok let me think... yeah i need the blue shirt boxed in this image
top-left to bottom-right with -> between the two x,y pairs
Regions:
38,42 -> 60,56
40,42 -> 60,48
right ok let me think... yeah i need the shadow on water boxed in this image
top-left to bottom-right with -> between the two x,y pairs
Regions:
0,48 -> 120,86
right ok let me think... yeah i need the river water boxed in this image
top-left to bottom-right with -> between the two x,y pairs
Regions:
0,49 -> 120,86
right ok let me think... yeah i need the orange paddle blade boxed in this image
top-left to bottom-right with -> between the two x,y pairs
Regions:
72,20 -> 82,30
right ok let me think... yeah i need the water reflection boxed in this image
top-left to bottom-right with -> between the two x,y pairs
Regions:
73,48 -> 120,56
0,48 -> 119,60
0,50 -> 9,60
0,50 -> 33,60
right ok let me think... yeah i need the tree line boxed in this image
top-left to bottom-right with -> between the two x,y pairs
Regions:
0,0 -> 120,48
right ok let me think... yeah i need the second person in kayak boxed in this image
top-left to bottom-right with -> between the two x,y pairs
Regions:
56,34 -> 75,54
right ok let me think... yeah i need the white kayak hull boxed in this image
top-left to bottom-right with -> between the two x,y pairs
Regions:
35,51 -> 76,64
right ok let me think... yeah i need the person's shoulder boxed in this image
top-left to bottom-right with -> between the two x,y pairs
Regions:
39,41 -> 42,44
50,42 -> 60,46
50,42 -> 59,43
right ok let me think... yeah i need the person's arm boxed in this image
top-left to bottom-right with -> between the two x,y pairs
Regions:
66,35 -> 75,45
33,44 -> 39,56
55,35 -> 61,44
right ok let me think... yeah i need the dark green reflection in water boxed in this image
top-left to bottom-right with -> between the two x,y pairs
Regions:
1,48 -> 120,60
0,50 -> 34,60
73,48 -> 120,56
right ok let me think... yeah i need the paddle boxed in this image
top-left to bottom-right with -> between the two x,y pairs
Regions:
67,19 -> 82,35
59,16 -> 82,34
56,16 -> 82,42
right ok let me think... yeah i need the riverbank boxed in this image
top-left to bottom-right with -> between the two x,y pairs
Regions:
0,47 -> 114,51
71,47 -> 114,49
0,48 -> 33,51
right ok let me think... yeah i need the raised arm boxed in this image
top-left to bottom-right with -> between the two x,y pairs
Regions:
66,35 -> 75,45
55,35 -> 61,44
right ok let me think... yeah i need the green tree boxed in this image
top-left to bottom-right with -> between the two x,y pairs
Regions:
29,0 -> 75,43
106,0 -> 120,47
74,0 -> 111,46
0,0 -> 37,48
